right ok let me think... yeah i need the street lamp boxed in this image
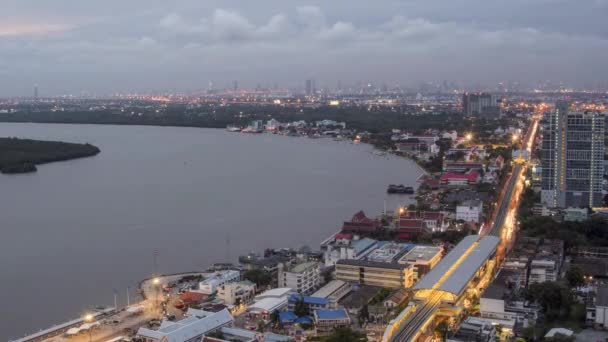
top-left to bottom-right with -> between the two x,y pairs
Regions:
153,277 -> 161,318
83,313 -> 94,342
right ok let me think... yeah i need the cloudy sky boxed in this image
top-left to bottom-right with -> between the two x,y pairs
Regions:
1,0 -> 607,96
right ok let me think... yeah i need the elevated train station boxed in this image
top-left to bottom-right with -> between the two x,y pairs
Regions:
383,235 -> 500,341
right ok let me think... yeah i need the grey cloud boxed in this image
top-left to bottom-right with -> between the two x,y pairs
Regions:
1,1 -> 608,96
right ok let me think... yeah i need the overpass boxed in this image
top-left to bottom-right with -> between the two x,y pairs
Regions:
383,115 -> 540,341
383,236 -> 500,341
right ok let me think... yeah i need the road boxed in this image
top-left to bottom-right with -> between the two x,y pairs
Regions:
390,292 -> 443,341
385,114 -> 541,342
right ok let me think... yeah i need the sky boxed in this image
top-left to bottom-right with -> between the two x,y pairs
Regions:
1,0 -> 608,96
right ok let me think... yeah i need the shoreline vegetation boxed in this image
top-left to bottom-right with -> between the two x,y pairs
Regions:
0,137 -> 100,174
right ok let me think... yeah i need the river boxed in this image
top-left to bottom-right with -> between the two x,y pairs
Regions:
0,123 -> 423,340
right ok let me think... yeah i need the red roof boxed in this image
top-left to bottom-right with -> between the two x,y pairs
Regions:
180,291 -> 207,303
335,233 -> 353,239
342,221 -> 377,232
420,212 -> 444,223
440,170 -> 480,183
397,218 -> 425,230
342,211 -> 379,232
351,210 -> 374,223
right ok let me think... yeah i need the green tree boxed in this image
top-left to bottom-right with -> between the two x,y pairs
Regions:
358,304 -> 369,325
243,269 -> 272,288
434,321 -> 449,341
294,296 -> 309,317
565,267 -> 585,287
525,281 -> 573,321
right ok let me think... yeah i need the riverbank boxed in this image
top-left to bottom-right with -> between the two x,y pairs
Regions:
0,137 -> 100,174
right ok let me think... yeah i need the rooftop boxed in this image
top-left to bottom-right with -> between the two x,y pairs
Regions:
336,259 -> 412,271
136,309 -> 233,342
314,309 -> 350,320
312,280 -> 348,298
413,235 -> 500,298
597,286 -> 608,307
288,294 -> 329,306
399,245 -> 442,263
288,261 -> 318,274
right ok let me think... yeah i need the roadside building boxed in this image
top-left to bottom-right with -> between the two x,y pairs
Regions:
383,288 -> 410,309
456,200 -> 483,223
287,294 -> 329,312
529,257 -> 559,284
313,309 -> 351,335
311,280 -> 352,308
136,308 -> 233,342
395,218 -> 431,240
217,280 -> 256,305
563,207 -> 589,222
444,161 -> 485,173
278,261 -> 321,295
397,245 -> 443,282
340,210 -> 381,234
336,259 -> 415,289
320,233 -> 378,266
199,270 -> 241,295
402,211 -> 448,232
247,288 -> 295,320
366,243 -> 411,263
588,286 -> 608,328
440,170 -> 481,186
447,317 -> 497,342
480,269 -> 539,331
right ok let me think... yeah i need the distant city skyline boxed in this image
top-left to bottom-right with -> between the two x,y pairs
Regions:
1,0 -> 608,96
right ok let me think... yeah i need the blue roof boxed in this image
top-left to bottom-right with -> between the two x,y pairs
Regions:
315,309 -> 349,320
288,295 -> 329,306
279,311 -> 297,322
294,316 -> 313,324
352,238 -> 377,254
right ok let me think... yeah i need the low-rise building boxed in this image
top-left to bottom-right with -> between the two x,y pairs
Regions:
320,233 -> 378,266
278,261 -> 321,295
447,317 -> 496,342
136,308 -> 233,342
340,210 -> 381,234
287,294 -> 329,312
366,243 -> 411,263
247,288 -> 295,320
588,286 -> 608,329
199,270 -> 241,295
397,245 -> 443,282
440,170 -> 481,186
313,309 -> 351,335
311,280 -> 352,308
217,280 -> 256,305
336,259 -> 415,288
480,269 -> 539,330
529,257 -> 558,284
456,200 -> 483,223
563,207 -> 589,222
383,288 -> 410,309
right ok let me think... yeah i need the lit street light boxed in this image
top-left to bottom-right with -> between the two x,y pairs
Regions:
83,313 -> 94,342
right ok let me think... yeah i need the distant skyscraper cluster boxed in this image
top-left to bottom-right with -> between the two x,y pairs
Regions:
462,92 -> 501,118
305,79 -> 316,96
541,101 -> 605,208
